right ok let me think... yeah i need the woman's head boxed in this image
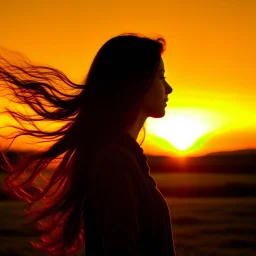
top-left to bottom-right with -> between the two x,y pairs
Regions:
140,57 -> 173,119
80,33 -> 172,138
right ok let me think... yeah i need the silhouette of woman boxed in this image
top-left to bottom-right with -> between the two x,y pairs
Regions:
0,33 -> 175,255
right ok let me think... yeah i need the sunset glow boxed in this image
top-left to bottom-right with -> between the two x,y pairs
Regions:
0,0 -> 255,157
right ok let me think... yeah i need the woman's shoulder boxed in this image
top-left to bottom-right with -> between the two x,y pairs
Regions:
87,143 -> 143,191
94,143 -> 138,168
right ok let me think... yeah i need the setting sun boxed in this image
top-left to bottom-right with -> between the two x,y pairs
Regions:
146,110 -> 212,152
160,116 -> 208,150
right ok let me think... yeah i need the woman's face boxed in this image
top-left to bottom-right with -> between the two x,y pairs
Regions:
141,58 -> 173,118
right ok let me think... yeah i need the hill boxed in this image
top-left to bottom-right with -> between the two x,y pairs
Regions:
147,149 -> 256,174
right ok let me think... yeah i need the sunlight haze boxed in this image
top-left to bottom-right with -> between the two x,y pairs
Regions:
0,0 -> 255,157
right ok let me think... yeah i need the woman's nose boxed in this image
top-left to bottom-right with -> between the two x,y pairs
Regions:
165,81 -> 173,94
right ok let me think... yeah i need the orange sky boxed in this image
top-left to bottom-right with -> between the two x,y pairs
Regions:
0,0 -> 255,157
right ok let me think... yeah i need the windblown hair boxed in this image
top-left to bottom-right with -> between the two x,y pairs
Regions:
0,33 -> 166,255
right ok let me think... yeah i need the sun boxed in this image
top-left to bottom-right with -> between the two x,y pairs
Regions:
147,112 -> 210,151
162,116 -> 208,150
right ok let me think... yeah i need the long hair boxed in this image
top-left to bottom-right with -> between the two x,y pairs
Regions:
0,32 -> 166,255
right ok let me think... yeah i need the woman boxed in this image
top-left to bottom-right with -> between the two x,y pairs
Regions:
0,33 -> 175,255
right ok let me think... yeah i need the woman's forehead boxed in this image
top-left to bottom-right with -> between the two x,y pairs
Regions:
159,58 -> 165,71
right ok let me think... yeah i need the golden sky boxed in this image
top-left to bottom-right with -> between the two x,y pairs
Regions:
0,0 -> 255,157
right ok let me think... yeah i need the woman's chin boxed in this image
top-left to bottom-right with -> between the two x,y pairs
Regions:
150,108 -> 166,118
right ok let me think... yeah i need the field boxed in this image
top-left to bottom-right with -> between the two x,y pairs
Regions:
152,173 -> 256,187
0,173 -> 256,255
167,197 -> 256,256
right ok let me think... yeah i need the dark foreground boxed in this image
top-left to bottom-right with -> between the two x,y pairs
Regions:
0,196 -> 256,256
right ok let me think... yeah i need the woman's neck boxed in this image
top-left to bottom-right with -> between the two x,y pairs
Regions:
127,111 -> 147,140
